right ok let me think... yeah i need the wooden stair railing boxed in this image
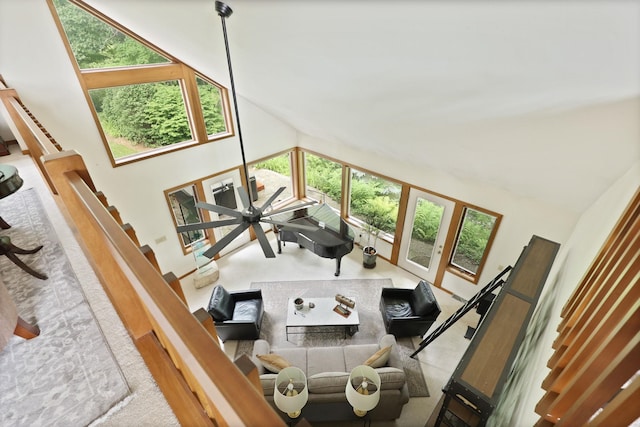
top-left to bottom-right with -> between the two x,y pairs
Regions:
3,78 -> 283,426
0,77 -> 60,194
93,188 -> 186,304
42,150 -> 284,427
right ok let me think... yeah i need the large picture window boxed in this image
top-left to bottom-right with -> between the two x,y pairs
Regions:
50,0 -> 231,166
89,80 -> 192,159
450,207 -> 499,275
304,153 -> 342,211
249,152 -> 295,210
349,169 -> 400,238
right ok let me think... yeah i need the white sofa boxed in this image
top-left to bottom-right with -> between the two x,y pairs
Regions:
251,334 -> 410,422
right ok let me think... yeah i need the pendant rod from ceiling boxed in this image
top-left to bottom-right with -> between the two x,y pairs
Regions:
216,1 -> 253,210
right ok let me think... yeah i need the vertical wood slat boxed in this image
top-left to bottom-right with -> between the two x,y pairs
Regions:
544,269 -> 639,388
554,335 -> 640,426
193,308 -> 219,342
121,223 -> 140,245
107,205 -> 123,224
140,244 -> 160,271
589,374 -> 640,427
536,189 -> 640,426
554,218 -> 639,344
558,188 -> 639,324
549,224 -> 639,361
163,271 -> 187,305
135,332 -> 214,427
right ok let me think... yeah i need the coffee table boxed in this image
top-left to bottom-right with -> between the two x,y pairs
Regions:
285,297 -> 359,341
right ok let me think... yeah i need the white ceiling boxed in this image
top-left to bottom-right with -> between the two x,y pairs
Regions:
84,1 -> 640,213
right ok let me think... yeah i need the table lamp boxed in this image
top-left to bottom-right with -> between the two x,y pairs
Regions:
346,365 -> 381,417
274,366 -> 308,419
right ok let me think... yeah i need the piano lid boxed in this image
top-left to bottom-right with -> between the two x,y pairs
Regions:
270,203 -> 355,239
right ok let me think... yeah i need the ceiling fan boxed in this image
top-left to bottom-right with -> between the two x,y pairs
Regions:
177,1 -> 316,259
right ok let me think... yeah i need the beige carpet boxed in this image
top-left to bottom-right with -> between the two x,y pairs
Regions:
0,189 -> 130,426
235,278 -> 429,397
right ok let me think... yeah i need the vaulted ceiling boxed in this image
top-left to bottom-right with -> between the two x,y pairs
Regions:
43,1 -> 640,213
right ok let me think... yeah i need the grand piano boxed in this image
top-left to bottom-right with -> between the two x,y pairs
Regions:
270,204 -> 354,276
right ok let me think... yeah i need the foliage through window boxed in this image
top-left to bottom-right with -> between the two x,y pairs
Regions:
50,0 -> 231,165
304,153 -> 342,211
250,153 -> 294,210
196,76 -> 227,137
408,198 -> 445,268
349,169 -> 400,237
89,81 -> 192,158
451,207 -> 497,275
53,0 -> 169,69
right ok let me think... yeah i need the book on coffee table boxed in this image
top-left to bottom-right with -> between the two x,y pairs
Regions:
333,304 -> 351,317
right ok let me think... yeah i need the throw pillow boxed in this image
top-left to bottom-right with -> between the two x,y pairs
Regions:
364,345 -> 392,368
257,353 -> 291,373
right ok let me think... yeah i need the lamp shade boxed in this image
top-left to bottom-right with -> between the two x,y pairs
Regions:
274,367 -> 308,418
345,365 -> 381,417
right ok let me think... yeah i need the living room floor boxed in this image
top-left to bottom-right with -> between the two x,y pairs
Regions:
3,144 -> 478,426
181,233 -> 481,427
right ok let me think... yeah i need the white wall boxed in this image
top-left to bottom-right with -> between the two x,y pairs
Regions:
0,0 -> 634,297
501,161 -> 639,426
300,133 -> 577,300
2,1 -> 639,421
0,0 -> 297,276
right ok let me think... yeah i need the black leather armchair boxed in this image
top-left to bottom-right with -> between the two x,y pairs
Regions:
379,280 -> 441,338
206,285 -> 264,342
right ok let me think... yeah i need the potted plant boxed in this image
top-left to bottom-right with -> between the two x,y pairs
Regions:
362,222 -> 380,269
360,199 -> 394,269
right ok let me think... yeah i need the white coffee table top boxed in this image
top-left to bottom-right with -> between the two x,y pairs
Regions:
286,297 -> 359,328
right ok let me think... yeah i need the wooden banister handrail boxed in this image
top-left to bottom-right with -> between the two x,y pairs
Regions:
42,150 -> 283,427
5,97 -> 59,156
0,80 -> 60,193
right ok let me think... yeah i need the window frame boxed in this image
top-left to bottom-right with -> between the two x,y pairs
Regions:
346,166 -> 402,244
48,0 -> 233,167
166,184 -> 206,249
164,180 -> 214,256
302,151 -> 344,212
446,204 -> 502,283
248,149 -> 298,212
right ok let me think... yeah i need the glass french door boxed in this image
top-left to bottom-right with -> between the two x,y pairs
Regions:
398,189 -> 454,283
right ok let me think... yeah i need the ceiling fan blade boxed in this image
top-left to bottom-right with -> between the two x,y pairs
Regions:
261,218 -> 317,232
195,201 -> 243,219
237,186 -> 251,209
259,186 -> 286,211
202,222 -> 250,258
252,223 -> 276,258
265,200 -> 318,217
176,218 -> 242,233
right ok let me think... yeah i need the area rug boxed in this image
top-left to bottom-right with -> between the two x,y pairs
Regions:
234,278 -> 429,397
0,188 -> 130,426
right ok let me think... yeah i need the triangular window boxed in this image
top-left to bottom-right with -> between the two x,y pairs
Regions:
53,0 -> 169,70
49,0 -> 231,166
